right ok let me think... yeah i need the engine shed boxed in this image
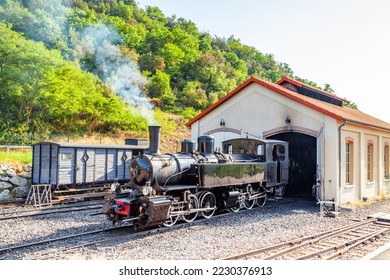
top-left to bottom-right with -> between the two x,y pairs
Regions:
186,76 -> 390,206
32,142 -> 148,188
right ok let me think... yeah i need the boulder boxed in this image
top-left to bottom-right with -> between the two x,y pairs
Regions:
0,164 -> 10,171
5,168 -> 16,177
0,181 -> 12,189
9,176 -> 28,188
0,189 -> 10,200
12,163 -> 24,173
12,186 -> 30,199
19,172 -> 32,179
0,175 -> 9,181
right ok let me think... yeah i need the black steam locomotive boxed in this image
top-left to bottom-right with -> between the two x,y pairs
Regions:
102,126 -> 289,229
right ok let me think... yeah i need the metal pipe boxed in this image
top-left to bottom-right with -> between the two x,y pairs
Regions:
338,119 -> 347,205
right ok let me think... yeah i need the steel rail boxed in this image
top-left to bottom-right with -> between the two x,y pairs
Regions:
0,201 -> 104,215
19,209 -> 243,260
294,224 -> 390,260
0,205 -> 103,221
0,225 -> 131,256
222,218 -> 379,260
323,226 -> 390,260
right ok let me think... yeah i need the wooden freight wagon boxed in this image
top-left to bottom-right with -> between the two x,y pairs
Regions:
32,142 -> 148,188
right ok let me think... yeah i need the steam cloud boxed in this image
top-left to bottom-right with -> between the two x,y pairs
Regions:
79,26 -> 157,124
77,25 -> 157,125
24,0 -> 157,125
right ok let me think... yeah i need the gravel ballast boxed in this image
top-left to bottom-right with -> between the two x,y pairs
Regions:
1,198 -> 390,260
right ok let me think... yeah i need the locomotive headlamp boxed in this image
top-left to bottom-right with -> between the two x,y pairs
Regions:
142,186 -> 153,196
110,182 -> 120,193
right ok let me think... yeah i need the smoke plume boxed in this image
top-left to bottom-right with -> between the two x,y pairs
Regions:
77,25 -> 157,125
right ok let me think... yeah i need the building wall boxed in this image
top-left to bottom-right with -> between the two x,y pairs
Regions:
340,125 -> 390,203
189,83 -> 390,205
190,83 -> 325,145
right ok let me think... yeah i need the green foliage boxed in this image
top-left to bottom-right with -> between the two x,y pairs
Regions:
0,0 -> 331,141
0,23 -> 141,136
343,101 -> 358,110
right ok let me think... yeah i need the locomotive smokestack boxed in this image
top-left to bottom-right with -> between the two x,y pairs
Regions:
148,125 -> 161,154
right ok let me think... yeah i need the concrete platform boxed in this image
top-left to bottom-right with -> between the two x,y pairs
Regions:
367,212 -> 390,224
361,242 -> 390,260
361,212 -> 390,259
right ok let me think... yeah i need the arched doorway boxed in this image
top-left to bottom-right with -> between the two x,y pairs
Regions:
267,132 -> 317,199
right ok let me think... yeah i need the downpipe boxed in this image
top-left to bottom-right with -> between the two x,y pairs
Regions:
338,119 -> 347,206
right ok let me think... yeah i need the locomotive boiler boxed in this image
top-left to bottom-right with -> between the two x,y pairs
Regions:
102,126 -> 289,229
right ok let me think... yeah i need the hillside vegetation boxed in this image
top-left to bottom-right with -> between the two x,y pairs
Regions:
0,0 -> 328,145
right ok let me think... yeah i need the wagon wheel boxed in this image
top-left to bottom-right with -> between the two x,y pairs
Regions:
200,192 -> 216,219
255,191 -> 267,207
244,184 -> 256,209
182,194 -> 199,223
163,205 -> 179,227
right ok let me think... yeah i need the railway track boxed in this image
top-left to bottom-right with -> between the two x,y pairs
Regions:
223,217 -> 390,260
0,203 -> 104,221
0,225 -> 132,259
0,208 -> 247,260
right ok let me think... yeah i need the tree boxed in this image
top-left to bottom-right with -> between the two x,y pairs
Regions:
323,83 -> 334,93
148,70 -> 175,107
179,81 -> 207,110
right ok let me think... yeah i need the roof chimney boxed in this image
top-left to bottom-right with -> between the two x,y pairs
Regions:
148,125 -> 161,154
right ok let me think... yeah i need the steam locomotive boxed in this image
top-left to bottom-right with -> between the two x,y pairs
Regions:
102,126 -> 289,229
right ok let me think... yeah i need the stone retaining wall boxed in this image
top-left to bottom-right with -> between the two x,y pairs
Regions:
0,164 -> 31,201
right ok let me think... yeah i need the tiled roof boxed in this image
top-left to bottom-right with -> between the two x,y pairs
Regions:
186,76 -> 390,132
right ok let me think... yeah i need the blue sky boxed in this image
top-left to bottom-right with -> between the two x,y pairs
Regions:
136,0 -> 390,123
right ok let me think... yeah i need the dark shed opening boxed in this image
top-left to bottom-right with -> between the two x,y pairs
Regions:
267,132 -> 317,199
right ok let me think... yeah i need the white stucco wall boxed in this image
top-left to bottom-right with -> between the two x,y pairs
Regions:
340,125 -> 390,203
190,83 -> 325,144
189,82 -> 390,205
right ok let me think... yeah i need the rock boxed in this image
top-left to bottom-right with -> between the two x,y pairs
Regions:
0,181 -> 12,189
9,176 -> 28,188
19,172 -> 32,179
0,189 -> 10,200
0,175 -> 9,181
5,168 -> 16,177
13,163 -> 24,174
12,186 -> 30,199
25,164 -> 32,173
0,164 -> 9,171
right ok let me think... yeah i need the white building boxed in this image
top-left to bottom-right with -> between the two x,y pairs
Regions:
186,76 -> 390,205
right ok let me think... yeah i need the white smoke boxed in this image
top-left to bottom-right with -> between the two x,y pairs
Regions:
77,25 -> 157,125
24,0 -> 157,125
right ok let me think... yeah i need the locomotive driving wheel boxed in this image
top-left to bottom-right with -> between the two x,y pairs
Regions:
182,194 -> 199,223
244,184 -> 256,209
255,190 -> 267,207
163,205 -> 179,227
199,191 -> 216,219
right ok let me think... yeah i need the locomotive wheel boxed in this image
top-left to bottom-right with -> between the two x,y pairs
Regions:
182,194 -> 199,223
200,192 -> 216,219
229,200 -> 241,212
255,191 -> 267,207
244,184 -> 255,209
163,206 -> 179,227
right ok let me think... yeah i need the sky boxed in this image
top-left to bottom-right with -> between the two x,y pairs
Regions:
136,0 -> 390,123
